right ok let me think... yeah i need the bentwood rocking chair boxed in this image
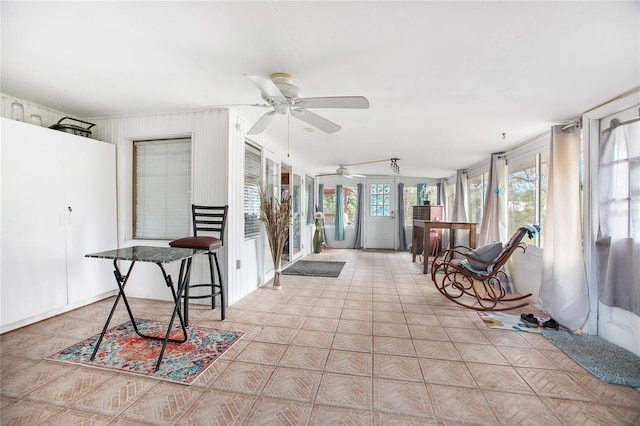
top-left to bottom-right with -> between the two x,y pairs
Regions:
430,224 -> 539,311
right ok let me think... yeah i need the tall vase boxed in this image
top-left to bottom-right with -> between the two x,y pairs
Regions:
313,229 -> 323,253
272,270 -> 281,290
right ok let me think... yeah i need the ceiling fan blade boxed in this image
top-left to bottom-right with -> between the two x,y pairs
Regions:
244,74 -> 286,104
295,96 -> 369,109
247,111 -> 276,135
293,109 -> 341,134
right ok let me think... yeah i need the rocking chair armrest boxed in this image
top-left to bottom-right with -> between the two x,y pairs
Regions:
433,248 -> 474,263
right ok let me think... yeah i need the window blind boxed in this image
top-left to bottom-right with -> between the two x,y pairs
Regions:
134,138 -> 191,239
244,142 -> 262,237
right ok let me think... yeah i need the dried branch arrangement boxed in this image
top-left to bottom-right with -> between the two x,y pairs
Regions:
259,183 -> 292,289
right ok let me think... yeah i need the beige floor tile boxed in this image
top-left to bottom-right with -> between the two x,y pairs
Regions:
543,396 -> 627,425
372,321 -> 410,338
211,361 -> 275,395
178,390 -> 256,425
325,349 -> 373,376
373,336 -> 416,357
244,396 -> 314,424
24,368 -> 115,407
332,333 -> 373,353
253,325 -> 298,344
483,390 -> 562,425
310,404 -> 373,425
497,345 -> 562,369
373,378 -> 434,419
39,408 -> 114,425
517,367 -> 597,401
1,250 -> 637,425
235,341 -> 287,365
408,324 -> 450,341
70,375 -> 156,416
261,366 -> 323,402
412,339 -> 461,360
418,358 -> 477,388
427,383 -> 500,424
315,372 -> 373,410
466,362 -> 535,394
119,382 -> 203,425
1,358 -> 76,398
0,397 -> 63,425
279,345 -> 330,371
292,329 -> 335,348
454,342 -> 510,365
337,318 -> 373,335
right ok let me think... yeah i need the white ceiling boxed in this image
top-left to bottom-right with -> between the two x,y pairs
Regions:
2,1 -> 638,178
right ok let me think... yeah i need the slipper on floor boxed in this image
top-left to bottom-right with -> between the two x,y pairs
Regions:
520,313 -> 539,326
542,318 -> 559,329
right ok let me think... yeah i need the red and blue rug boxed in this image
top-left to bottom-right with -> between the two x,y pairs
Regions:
46,319 -> 243,385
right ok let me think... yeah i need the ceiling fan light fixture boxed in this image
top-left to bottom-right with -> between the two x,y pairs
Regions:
390,158 -> 400,174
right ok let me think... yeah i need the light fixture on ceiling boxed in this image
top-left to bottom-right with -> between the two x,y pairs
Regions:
390,158 -> 400,174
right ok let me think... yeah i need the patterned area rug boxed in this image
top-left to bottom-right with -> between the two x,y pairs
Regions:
282,260 -> 346,278
478,311 -> 541,333
46,319 -> 243,385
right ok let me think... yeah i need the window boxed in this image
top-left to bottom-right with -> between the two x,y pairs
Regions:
507,152 -> 548,247
403,186 -> 418,226
305,175 -> 314,225
321,186 -> 357,225
322,187 -> 336,224
133,138 -> 191,239
467,173 -> 487,225
244,143 -> 261,238
445,180 -> 456,220
370,183 -> 391,216
343,186 -> 358,225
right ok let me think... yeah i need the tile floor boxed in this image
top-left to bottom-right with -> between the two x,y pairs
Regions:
2,249 -> 639,425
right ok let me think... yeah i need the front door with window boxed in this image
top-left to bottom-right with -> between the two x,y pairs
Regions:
365,179 -> 396,249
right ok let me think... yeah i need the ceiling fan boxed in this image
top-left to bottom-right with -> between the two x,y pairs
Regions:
317,158 -> 400,178
245,73 -> 369,135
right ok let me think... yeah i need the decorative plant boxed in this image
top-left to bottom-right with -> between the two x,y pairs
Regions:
419,184 -> 430,205
259,183 -> 291,289
313,211 -> 324,253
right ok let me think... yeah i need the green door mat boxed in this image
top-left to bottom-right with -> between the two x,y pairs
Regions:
541,330 -> 640,388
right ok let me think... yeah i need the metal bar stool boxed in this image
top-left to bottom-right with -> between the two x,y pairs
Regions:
169,205 -> 228,325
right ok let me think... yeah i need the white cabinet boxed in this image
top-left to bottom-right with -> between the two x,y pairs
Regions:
1,118 -> 117,332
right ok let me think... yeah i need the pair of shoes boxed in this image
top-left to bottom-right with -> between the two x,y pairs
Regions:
541,318 -> 559,329
520,313 -> 539,327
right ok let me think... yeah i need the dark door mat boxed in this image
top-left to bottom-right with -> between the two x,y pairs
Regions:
282,260 -> 346,278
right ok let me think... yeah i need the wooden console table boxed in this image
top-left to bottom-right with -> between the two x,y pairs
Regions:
412,220 -> 477,274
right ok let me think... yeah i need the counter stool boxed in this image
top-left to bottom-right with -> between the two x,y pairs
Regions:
169,205 -> 228,325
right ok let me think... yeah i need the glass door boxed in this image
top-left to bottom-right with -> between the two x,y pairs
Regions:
291,172 -> 302,258
263,155 -> 279,278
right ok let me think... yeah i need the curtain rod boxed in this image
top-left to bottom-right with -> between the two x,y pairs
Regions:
602,108 -> 640,133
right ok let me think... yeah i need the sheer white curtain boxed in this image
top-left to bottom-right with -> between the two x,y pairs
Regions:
478,153 -> 507,246
538,125 -> 589,331
451,170 -> 469,246
596,119 -> 640,315
451,170 -> 468,222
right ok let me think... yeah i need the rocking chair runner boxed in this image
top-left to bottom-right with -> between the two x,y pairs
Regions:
430,225 -> 540,311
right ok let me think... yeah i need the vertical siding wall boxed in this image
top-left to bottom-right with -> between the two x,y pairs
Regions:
3,92 -> 311,306
1,94 -> 78,127
90,110 -> 244,302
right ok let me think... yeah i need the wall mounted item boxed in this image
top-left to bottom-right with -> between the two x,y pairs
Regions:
49,117 -> 95,137
10,102 -> 24,122
30,114 -> 42,126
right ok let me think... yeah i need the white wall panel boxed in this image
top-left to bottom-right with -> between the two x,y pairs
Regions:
90,110 -> 232,301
